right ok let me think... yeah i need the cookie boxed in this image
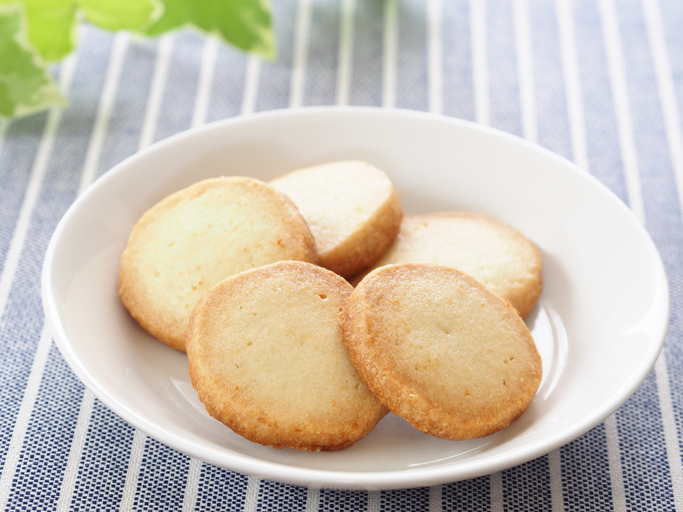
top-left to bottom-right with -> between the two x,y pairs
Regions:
187,261 -> 388,451
352,212 -> 542,318
270,160 -> 403,277
118,176 -> 317,352
341,263 -> 542,441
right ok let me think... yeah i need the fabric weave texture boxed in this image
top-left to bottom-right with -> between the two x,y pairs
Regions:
1,0 -> 683,510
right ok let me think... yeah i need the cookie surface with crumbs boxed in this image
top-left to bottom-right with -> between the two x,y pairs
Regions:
341,262 -> 542,441
118,176 -> 317,352
187,261 -> 388,451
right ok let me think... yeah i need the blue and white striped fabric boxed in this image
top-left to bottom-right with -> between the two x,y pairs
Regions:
2,0 -> 683,509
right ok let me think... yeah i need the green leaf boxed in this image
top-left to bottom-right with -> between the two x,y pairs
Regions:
0,0 -> 160,63
0,0 -> 273,118
144,0 -> 275,59
0,3 -> 65,118
80,0 -> 161,32
0,0 -> 79,63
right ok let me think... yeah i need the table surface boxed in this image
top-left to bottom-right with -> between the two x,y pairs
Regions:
2,0 -> 683,510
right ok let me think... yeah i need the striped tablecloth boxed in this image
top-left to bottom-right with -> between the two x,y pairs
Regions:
2,0 -> 683,509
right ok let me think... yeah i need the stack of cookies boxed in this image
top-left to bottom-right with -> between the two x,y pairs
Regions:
119,161 -> 543,451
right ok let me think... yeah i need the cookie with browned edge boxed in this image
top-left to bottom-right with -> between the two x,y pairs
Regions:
119,177 -> 317,352
187,261 -> 388,451
271,161 -> 403,277
351,212 -> 542,318
342,263 -> 542,441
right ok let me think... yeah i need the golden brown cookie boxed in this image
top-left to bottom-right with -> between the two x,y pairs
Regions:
270,160 -> 403,277
341,263 -> 542,441
351,212 -> 542,318
187,261 -> 388,451
118,177 -> 317,352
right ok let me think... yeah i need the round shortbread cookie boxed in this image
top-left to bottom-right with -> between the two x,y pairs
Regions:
352,212 -> 542,318
270,160 -> 403,277
187,261 -> 388,451
118,177 -> 317,352
341,263 -> 542,441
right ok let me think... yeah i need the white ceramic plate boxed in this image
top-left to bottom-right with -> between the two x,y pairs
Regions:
42,107 -> 669,490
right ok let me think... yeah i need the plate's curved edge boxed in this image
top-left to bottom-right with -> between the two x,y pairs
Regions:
41,106 -> 673,491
